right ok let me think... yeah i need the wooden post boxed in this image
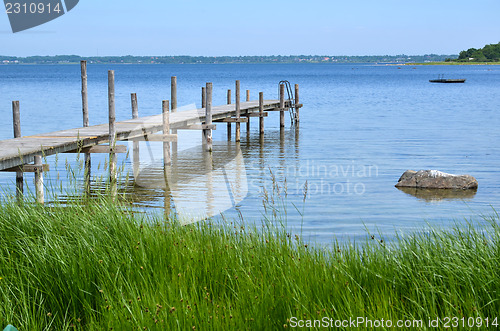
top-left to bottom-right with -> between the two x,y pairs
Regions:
280,83 -> 285,128
81,61 -> 89,127
259,92 -> 264,135
12,101 -> 23,200
108,70 -> 117,195
295,83 -> 300,123
227,89 -> 232,140
34,155 -> 44,204
131,93 -> 139,119
202,87 -> 206,108
204,82 -> 213,152
246,89 -> 250,132
170,77 -> 178,155
81,61 -> 91,192
171,76 -> 177,111
163,100 -> 171,165
131,93 -> 139,177
235,80 -> 241,142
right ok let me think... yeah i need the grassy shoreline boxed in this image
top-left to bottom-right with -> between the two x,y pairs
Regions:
0,196 -> 498,330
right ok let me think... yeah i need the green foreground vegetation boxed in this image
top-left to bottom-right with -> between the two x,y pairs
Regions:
0,195 -> 498,330
407,61 -> 500,66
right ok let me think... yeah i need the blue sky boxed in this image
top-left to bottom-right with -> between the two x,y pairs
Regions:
1,0 -> 500,56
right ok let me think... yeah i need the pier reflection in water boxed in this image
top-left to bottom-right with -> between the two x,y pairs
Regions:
131,140 -> 249,225
120,126 -> 298,220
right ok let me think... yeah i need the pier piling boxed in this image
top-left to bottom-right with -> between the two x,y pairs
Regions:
81,61 -> 91,192
81,61 -> 89,127
295,84 -> 300,123
259,92 -> 264,135
131,93 -> 139,119
34,155 -> 44,204
171,77 -> 178,154
246,89 -> 251,132
12,101 -> 23,200
108,70 -> 117,195
171,76 -> 177,111
204,83 -> 213,152
280,83 -> 285,128
227,89 -> 232,140
202,87 -> 206,108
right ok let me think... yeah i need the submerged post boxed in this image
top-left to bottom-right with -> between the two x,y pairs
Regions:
34,155 -> 44,204
227,89 -> 232,140
295,83 -> 300,123
204,82 -> 213,152
108,70 -> 117,195
163,100 -> 171,165
259,92 -> 264,135
235,80 -> 241,142
280,83 -> 285,128
12,101 -> 23,200
81,60 -> 91,192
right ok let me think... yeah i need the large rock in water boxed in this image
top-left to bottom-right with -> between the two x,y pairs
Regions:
395,170 -> 478,190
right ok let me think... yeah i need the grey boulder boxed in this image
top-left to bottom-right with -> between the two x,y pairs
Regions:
395,170 -> 478,190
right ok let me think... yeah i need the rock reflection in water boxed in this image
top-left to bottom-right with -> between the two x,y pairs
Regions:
397,187 -> 477,202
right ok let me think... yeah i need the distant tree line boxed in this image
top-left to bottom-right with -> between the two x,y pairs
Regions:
0,54 -> 456,65
453,42 -> 500,62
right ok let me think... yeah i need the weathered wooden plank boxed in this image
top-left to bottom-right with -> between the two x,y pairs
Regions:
1,164 -> 50,173
179,124 -> 216,130
243,112 -> 268,118
214,118 -> 248,123
127,134 -> 178,142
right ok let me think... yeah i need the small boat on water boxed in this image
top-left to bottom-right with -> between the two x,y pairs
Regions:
429,74 -> 466,83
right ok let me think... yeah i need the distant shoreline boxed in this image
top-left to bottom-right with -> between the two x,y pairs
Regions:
0,54 -> 456,65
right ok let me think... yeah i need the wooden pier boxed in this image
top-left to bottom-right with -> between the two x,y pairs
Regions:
0,61 -> 303,204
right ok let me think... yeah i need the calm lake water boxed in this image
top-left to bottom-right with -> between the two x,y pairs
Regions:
1,63 -> 499,244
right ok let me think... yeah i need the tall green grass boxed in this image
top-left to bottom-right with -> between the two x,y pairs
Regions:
0,193 -> 498,330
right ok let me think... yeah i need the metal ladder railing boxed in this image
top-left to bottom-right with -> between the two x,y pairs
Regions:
279,80 -> 297,124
